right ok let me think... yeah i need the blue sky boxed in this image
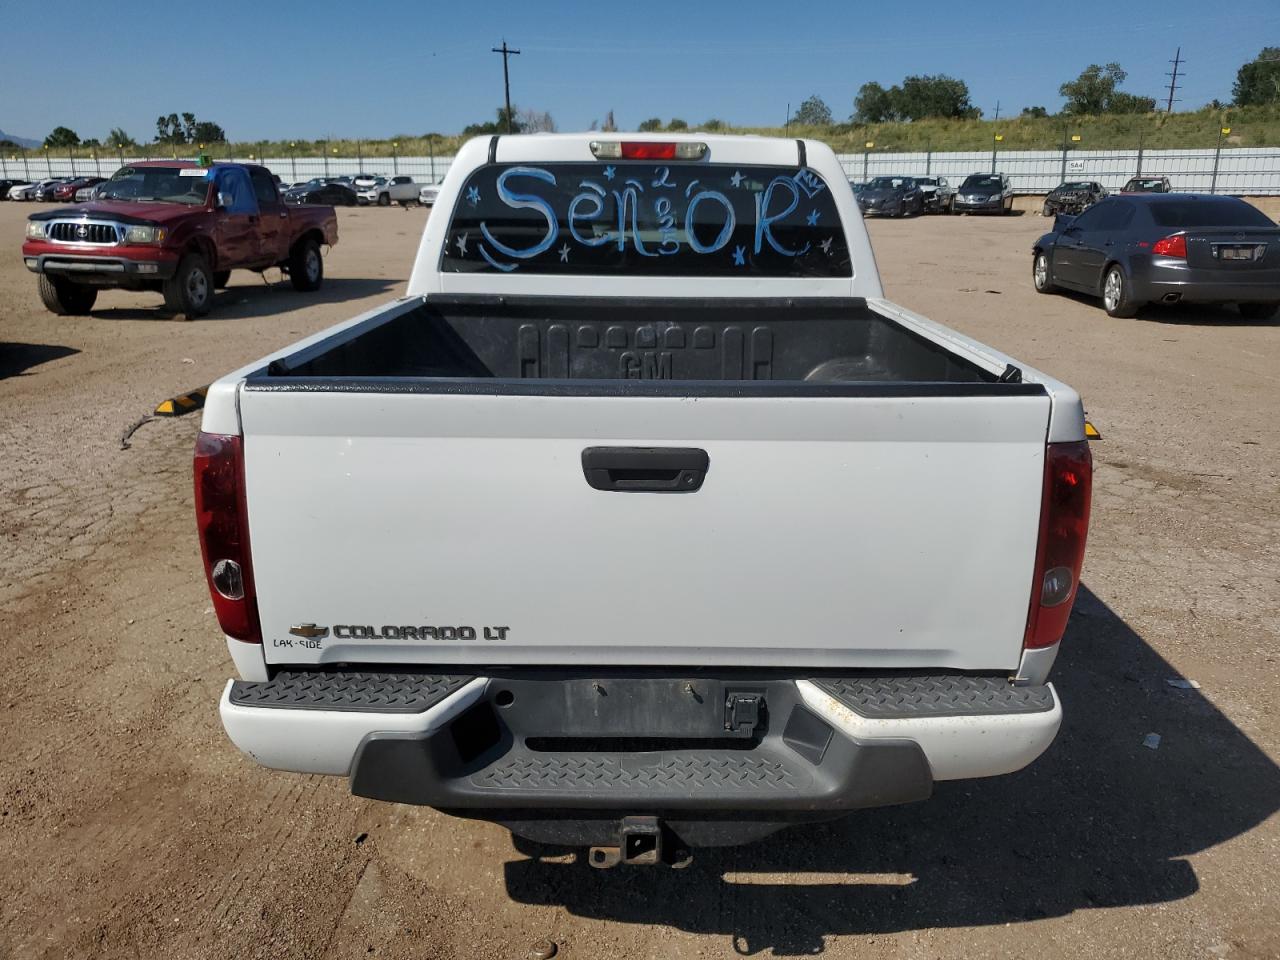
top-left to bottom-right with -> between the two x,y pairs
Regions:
2,0 -> 1277,143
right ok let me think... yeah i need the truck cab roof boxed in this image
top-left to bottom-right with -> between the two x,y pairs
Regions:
407,133 -> 884,301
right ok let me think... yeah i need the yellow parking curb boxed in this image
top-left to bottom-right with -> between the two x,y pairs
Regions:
1084,421 -> 1101,440
154,386 -> 208,417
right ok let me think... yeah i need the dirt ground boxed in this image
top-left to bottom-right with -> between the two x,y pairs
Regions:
1,200 -> 1277,960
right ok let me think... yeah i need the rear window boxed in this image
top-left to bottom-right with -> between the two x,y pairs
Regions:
1149,198 -> 1274,228
441,162 -> 852,277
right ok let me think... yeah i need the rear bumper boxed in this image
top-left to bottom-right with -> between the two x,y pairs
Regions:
1131,261 -> 1280,303
220,671 -> 1061,835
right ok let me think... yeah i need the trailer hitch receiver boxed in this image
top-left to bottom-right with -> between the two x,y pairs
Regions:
588,817 -> 692,869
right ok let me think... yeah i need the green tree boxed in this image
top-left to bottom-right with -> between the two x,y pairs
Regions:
1021,105 -> 1049,118
192,121 -> 227,143
1233,47 -> 1280,106
793,94 -> 833,125
1059,63 -> 1153,114
895,75 -> 977,120
854,81 -> 897,122
701,118 -> 726,131
462,106 -> 524,135
854,76 -> 974,122
1108,91 -> 1157,114
666,117 -> 688,130
156,113 -> 181,143
637,117 -> 663,132
107,127 -> 137,148
44,126 -> 80,148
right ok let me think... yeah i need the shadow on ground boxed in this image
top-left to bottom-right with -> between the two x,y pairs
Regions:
502,587 -> 1280,955
87,277 -> 399,322
0,342 -> 79,380
1050,288 -> 1280,326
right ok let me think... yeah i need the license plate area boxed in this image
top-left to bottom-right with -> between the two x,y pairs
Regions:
482,677 -> 770,742
1213,244 -> 1264,262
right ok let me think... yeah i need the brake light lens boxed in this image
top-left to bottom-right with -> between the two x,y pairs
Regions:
589,141 -> 708,161
1151,234 -> 1186,258
194,432 -> 261,643
1024,441 -> 1093,650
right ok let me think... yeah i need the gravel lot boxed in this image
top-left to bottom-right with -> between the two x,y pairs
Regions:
1,200 -> 1277,960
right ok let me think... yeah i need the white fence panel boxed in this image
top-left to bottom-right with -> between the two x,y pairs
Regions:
833,147 -> 1280,195
0,154 -> 459,185
7,148 -> 1280,195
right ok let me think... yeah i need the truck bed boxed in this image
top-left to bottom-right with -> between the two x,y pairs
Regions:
261,295 -> 998,385
232,293 -> 1049,674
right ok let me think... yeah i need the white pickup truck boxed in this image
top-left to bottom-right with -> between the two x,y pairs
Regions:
198,133 -> 1092,867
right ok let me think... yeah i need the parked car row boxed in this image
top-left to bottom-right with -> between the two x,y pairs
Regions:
277,173 -> 441,207
4,176 -> 107,201
851,173 -> 1015,217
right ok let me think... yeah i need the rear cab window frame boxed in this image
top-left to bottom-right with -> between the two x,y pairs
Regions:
439,161 -> 853,278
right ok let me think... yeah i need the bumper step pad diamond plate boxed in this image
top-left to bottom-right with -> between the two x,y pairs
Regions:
229,671 -> 472,713
811,675 -> 1054,720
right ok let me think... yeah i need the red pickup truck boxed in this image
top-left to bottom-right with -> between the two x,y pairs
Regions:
22,161 -> 338,320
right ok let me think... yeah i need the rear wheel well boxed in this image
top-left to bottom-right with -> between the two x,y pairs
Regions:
1099,259 -> 1122,293
292,228 -> 325,256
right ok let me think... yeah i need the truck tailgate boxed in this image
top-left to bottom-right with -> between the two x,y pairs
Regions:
240,386 -> 1050,671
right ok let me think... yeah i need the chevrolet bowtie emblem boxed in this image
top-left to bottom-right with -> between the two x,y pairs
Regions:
288,623 -> 329,639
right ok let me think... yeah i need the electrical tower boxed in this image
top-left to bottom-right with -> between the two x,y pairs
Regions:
491,39 -> 521,134
1165,47 -> 1183,114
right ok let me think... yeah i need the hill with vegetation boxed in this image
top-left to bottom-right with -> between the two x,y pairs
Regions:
193,105 -> 1279,159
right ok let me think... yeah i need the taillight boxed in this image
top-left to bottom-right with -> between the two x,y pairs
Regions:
1024,441 -> 1093,650
194,432 -> 261,643
1151,234 -> 1186,258
589,141 -> 708,161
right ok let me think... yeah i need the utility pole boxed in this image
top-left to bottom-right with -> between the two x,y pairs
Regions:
785,102 -> 790,136
992,100 -> 1000,122
491,39 -> 521,134
1165,47 -> 1183,114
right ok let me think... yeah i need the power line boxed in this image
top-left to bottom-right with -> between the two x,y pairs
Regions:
491,39 -> 521,134
1165,46 -> 1184,114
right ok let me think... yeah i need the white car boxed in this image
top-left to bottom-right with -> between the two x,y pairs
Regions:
10,180 -> 57,201
202,133 -> 1091,868
359,174 -> 418,206
417,181 -> 442,206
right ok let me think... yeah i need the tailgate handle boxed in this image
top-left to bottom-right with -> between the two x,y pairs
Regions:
582,447 -> 709,493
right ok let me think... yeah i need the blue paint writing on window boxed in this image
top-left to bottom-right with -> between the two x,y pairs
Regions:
442,162 -> 851,278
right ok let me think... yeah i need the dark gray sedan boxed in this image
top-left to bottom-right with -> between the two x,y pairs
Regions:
1032,194 -> 1280,319
856,176 -> 924,218
953,173 -> 1014,215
